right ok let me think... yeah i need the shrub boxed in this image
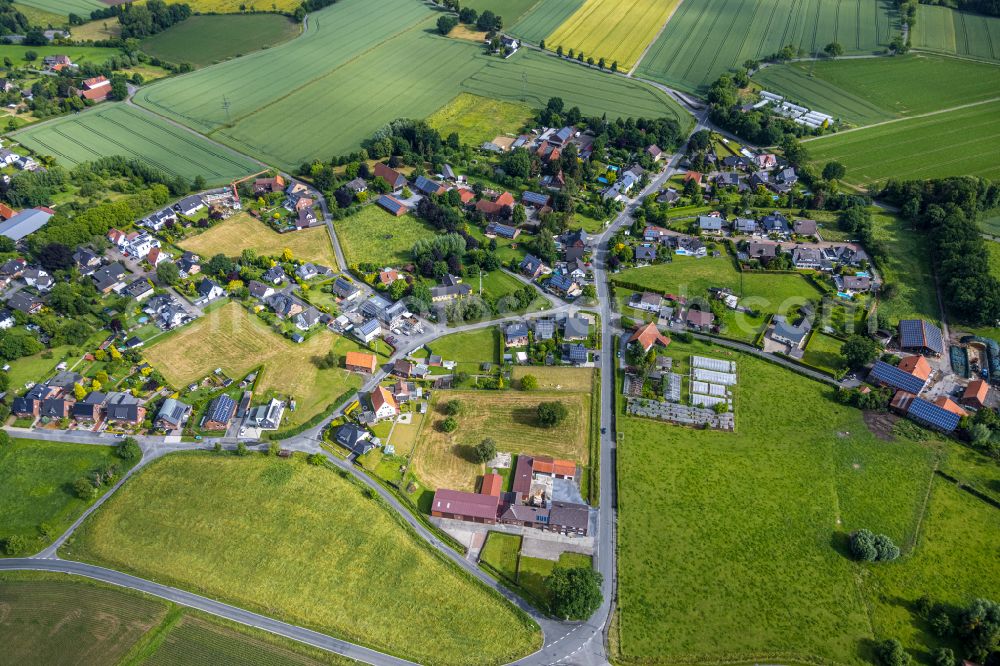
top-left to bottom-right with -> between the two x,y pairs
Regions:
307,453 -> 326,466
876,639 -> 910,666
473,438 -> 496,464
2,535 -> 29,556
116,437 -> 141,462
0,430 -> 10,446
73,477 -> 98,500
932,647 -> 955,666
443,399 -> 464,416
519,374 -> 538,391
235,442 -> 248,456
441,417 -> 458,433
268,441 -> 281,456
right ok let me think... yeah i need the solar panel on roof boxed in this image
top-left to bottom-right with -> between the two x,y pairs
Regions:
868,360 -> 926,394
908,398 -> 960,432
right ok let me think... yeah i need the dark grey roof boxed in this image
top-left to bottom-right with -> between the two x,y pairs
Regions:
335,423 -> 372,455
549,501 -> 589,531
205,394 -> 236,425
899,319 -> 944,354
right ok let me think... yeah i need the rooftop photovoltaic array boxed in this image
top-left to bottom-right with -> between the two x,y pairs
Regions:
898,319 -> 944,354
907,397 -> 960,432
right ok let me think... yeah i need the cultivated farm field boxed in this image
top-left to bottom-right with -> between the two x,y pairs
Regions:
140,14 -> 301,68
636,0 -> 899,93
0,439 -> 138,556
0,576 -> 167,665
12,104 -> 258,185
132,0 -> 689,169
179,213 -> 338,268
546,0 -> 681,71
912,4 -> 1000,61
15,0 -> 104,16
143,303 -> 365,428
614,338 -> 979,665
804,99 -> 1000,186
753,54 -> 1000,126
509,0 -> 585,43
62,453 -> 541,665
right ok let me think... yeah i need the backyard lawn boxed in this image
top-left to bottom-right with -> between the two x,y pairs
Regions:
802,331 -> 848,374
0,439 -> 138,556
422,327 -> 500,374
412,390 -> 591,492
333,205 -> 438,268
143,303 -> 365,428
613,337 -> 999,665
62,453 -> 540,665
179,213 -> 338,268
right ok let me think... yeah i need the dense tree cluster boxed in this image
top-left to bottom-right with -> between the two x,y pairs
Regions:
117,1 -> 191,39
707,74 -> 809,146
849,528 -> 900,562
0,1 -> 30,37
880,177 -> 1000,326
411,233 -> 466,279
914,596 -> 1000,662
547,567 -> 602,620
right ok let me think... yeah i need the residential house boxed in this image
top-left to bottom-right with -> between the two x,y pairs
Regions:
123,278 -> 153,301
178,252 -> 201,277
247,398 -> 285,430
393,359 -> 429,379
546,273 -> 579,298
72,392 -> 106,422
413,175 -> 445,196
843,275 -> 872,292
40,398 -> 69,420
253,175 -> 286,194
248,280 -> 274,300
563,315 -> 590,341
656,188 -> 681,205
522,191 -> 550,208
262,265 -> 284,284
296,207 -> 318,228
345,351 -> 378,373
630,292 -> 662,312
685,309 -> 715,331
761,213 -> 791,236
868,359 -> 929,395
174,195 -> 206,217
332,276 -> 360,300
378,268 -> 400,285
565,343 -> 588,365
0,257 -> 26,281
475,191 -> 515,220
519,254 -> 547,279
141,208 -> 176,231
635,244 -> 657,263
793,219 -> 817,236
73,248 -> 100,271
629,322 -> 670,353
361,294 -> 405,326
203,395 -> 237,430
295,306 -> 321,331
505,321 -> 529,347
745,240 -> 778,262
770,313 -> 812,348
792,247 -> 824,270
92,263 -> 127,294
335,423 -> 374,455
485,222 -> 519,239
0,308 -> 13,329
11,396 -> 39,417
734,217 -> 758,235
196,278 -> 224,302
370,386 -> 398,421
156,398 -> 191,430
78,75 -> 110,102
431,488 -> 499,524
104,392 -> 145,426
431,281 -> 471,302
698,216 -> 723,234
43,55 -> 73,71
22,267 -> 52,291
961,379 -> 990,410
266,292 -> 305,319
646,144 -> 664,162
147,247 -> 170,266
534,319 -> 555,341
674,236 -> 706,257
7,291 -> 42,314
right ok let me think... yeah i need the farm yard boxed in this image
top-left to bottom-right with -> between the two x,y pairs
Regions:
508,0 -> 585,43
613,338 -> 999,665
0,439 -> 138,556
143,303 -> 366,429
912,4 -> 1000,61
804,99 -> 1000,186
635,0 -> 899,93
178,213 -> 338,268
332,204 -> 437,268
427,93 -> 534,148
546,0 -> 682,71
752,54 -> 1000,126
412,390 -> 591,493
0,571 -> 360,665
131,0 -> 689,170
139,14 -> 302,68
12,104 -> 258,185
61,453 -> 541,666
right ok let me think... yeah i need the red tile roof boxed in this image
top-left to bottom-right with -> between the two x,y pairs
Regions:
432,488 -> 499,520
345,351 -> 377,372
629,322 -> 670,351
961,379 -> 990,407
933,396 -> 968,417
897,355 -> 932,381
481,473 -> 503,497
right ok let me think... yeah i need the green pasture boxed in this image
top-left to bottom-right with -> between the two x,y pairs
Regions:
332,205 -> 438,268
62,453 -> 540,666
12,104 -> 258,185
140,14 -> 301,68
753,54 -> 1000,126
804,99 -> 1000,186
615,337 -> 976,665
981,210 -> 1000,237
14,0 -> 103,17
0,44 -> 115,66
132,0 -> 689,169
939,441 -> 1000,505
870,211 -> 940,325
635,0 -> 899,93
508,0 -> 585,43
912,4 -> 1000,61
12,3 -> 68,27
0,439 -> 137,556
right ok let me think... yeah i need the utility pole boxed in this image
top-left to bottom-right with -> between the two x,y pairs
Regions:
222,96 -> 231,125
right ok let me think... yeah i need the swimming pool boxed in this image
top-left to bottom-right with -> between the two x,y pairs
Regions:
837,291 -> 853,299
854,271 -> 870,278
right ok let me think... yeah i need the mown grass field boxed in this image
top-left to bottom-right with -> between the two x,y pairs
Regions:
509,0 -> 584,43
427,93 -> 534,147
0,439 -> 138,556
636,0 -> 898,93
802,331 -> 847,373
70,17 -> 121,41
512,366 -> 594,391
753,54 -> 1000,126
179,213 -> 337,268
140,14 -> 301,68
144,303 -> 364,428
804,99 -> 1000,186
423,327 -> 500,374
12,104 -> 258,185
615,337 -> 954,665
14,0 -> 103,17
413,390 -> 590,492
63,453 -> 540,665
132,0 -> 689,169
480,532 -> 592,610
546,0 -> 680,71
912,4 -> 1000,61
0,571 -> 359,665
333,205 -> 437,268
0,575 -> 167,665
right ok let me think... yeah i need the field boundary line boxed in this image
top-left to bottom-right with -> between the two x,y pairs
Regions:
801,95 -> 1000,141
629,0 -> 685,76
